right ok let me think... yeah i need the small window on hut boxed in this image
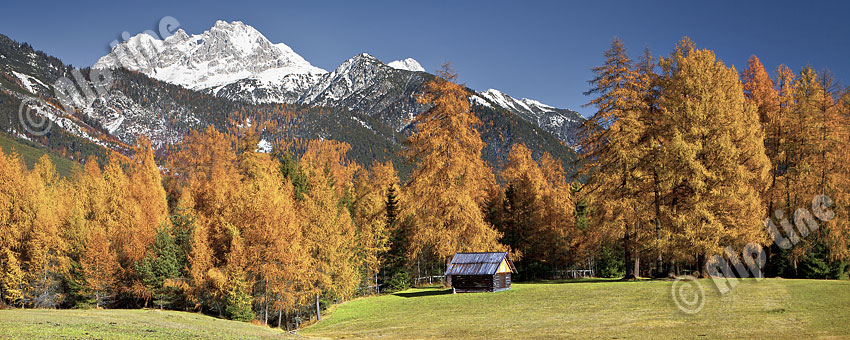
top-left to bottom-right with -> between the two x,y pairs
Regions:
496,259 -> 511,273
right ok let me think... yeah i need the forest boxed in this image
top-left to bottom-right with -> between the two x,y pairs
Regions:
0,37 -> 849,329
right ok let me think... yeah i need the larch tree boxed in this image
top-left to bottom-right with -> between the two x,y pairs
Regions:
497,143 -> 548,264
352,161 -> 398,292
403,64 -> 504,266
239,147 -> 309,325
833,88 -> 850,261
496,144 -> 575,276
786,68 -> 850,267
635,47 -> 667,277
165,126 -> 243,314
80,222 -> 118,308
0,151 -> 26,304
127,136 -> 170,264
299,139 -> 360,307
656,38 -> 770,271
813,72 -> 849,260
20,155 -> 68,307
98,153 -> 137,299
774,64 -> 796,221
124,136 -> 171,302
579,38 -> 650,279
742,56 -> 782,216
538,153 -> 579,266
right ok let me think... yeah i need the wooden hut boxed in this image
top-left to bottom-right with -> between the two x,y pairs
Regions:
445,252 -> 517,293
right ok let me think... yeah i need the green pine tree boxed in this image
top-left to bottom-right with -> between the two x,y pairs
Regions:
385,184 -> 398,228
224,272 -> 254,322
279,152 -> 309,201
136,226 -> 182,309
169,208 -> 195,275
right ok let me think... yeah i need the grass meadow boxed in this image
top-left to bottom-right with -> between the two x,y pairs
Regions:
1,279 -> 849,339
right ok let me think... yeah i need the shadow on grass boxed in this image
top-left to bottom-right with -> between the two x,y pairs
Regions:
393,289 -> 453,298
522,278 -> 659,284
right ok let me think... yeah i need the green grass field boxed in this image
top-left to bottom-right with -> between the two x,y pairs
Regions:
301,278 -> 850,339
0,309 -> 297,339
0,134 -> 76,177
1,279 -> 848,339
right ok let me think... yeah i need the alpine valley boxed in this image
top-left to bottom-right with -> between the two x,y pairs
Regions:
0,20 -> 584,177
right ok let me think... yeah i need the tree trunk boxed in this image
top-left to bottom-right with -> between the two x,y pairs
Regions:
653,168 -> 664,278
315,294 -> 321,321
634,257 -> 640,278
263,283 -> 268,325
623,223 -> 635,280
278,309 -> 282,329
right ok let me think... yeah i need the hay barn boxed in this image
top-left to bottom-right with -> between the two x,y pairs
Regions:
445,252 -> 517,293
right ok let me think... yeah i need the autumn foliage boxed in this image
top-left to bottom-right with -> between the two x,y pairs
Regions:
1,37 -> 849,327
579,37 -> 850,279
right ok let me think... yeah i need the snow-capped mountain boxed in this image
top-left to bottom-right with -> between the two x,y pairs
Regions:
2,29 -> 581,179
299,53 -> 430,131
94,20 -> 325,91
95,20 -> 584,144
387,58 -> 426,72
478,89 -> 584,145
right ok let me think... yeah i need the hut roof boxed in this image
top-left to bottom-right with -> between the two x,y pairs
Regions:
444,252 -> 517,275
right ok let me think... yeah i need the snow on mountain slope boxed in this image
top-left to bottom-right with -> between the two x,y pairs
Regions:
387,58 -> 425,72
2,29 -> 583,179
94,20 -> 326,90
11,70 -> 48,93
478,89 -> 584,145
93,20 -> 583,144
299,53 -> 430,131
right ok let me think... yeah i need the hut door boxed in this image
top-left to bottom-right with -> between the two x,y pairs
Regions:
499,274 -> 506,288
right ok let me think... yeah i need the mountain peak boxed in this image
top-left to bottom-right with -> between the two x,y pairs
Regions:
94,20 -> 325,90
213,20 -> 247,29
354,52 -> 378,61
387,58 -> 425,72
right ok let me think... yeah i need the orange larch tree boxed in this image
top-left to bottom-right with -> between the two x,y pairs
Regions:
403,64 -> 504,267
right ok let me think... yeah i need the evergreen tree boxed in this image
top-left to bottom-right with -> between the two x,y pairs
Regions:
136,226 -> 182,309
279,152 -> 309,201
169,208 -> 195,276
385,184 -> 399,228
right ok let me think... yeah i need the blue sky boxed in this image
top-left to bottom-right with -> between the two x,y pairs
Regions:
2,0 -> 849,116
